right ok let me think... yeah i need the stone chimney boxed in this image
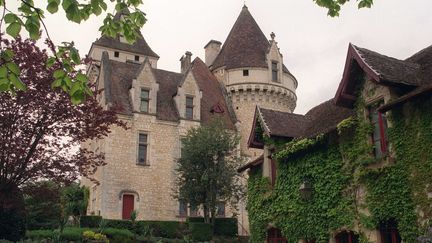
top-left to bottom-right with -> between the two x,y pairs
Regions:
204,40 -> 222,66
180,51 -> 192,73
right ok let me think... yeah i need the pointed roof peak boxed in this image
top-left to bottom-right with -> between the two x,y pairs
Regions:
211,5 -> 270,70
113,8 -> 131,21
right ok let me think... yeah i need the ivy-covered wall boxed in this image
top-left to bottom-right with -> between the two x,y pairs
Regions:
246,96 -> 432,243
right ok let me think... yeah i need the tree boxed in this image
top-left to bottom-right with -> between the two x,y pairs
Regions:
61,183 -> 89,226
23,180 -> 62,230
314,0 -> 373,17
0,37 -> 126,239
175,119 -> 244,227
0,0 -> 146,103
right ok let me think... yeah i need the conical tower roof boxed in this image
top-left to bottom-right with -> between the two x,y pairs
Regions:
211,5 -> 270,70
93,9 -> 159,58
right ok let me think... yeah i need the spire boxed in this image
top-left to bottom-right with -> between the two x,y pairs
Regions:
211,5 -> 270,70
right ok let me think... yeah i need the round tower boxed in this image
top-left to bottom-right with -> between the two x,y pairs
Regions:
206,5 -> 297,158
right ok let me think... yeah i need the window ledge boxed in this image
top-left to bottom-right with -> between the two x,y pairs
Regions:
136,163 -> 150,167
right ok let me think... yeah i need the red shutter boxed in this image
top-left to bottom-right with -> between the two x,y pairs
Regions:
378,112 -> 387,153
122,194 -> 134,220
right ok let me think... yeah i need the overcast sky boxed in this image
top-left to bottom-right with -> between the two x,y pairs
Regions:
5,0 -> 432,114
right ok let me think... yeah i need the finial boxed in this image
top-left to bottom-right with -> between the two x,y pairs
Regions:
270,32 -> 276,40
243,0 -> 247,9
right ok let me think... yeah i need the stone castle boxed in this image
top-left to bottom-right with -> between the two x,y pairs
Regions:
81,5 -> 297,234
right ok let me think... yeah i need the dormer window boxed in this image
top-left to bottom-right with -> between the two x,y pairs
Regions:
271,61 -> 278,82
140,89 -> 150,113
135,55 -> 140,61
243,69 -> 249,76
186,96 -> 194,119
114,51 -> 120,58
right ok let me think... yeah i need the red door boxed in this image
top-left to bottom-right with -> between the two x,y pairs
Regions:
122,194 -> 134,220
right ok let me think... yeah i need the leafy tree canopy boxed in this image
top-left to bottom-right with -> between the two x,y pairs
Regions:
314,0 -> 373,17
0,37 -> 126,190
175,119 -> 245,225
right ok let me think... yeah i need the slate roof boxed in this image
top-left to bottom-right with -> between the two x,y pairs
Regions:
335,43 -> 432,107
93,9 -> 159,58
255,99 -> 354,140
100,55 -> 235,127
191,58 -> 237,129
210,5 -> 294,76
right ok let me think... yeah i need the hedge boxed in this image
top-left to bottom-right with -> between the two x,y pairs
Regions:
80,215 -> 102,228
214,218 -> 237,237
101,228 -> 134,243
189,222 -> 213,242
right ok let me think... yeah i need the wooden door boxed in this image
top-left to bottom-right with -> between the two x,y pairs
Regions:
122,194 -> 134,220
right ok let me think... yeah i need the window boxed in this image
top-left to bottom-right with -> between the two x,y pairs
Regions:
140,89 -> 150,113
114,51 -> 119,58
179,200 -> 187,217
186,96 -> 194,119
135,55 -> 140,61
271,61 -> 278,82
190,204 -> 198,217
137,133 -> 148,165
243,69 -> 249,76
267,228 -> 287,243
216,202 -> 225,217
336,231 -> 359,243
368,103 -> 388,158
380,220 -> 401,243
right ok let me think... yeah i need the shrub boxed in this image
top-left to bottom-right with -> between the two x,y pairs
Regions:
104,219 -> 134,231
189,222 -> 212,242
80,215 -> 102,228
214,218 -> 237,237
83,230 -> 109,243
186,217 -> 204,224
26,229 -> 57,240
101,228 -> 134,243
61,227 -> 89,241
0,206 -> 26,242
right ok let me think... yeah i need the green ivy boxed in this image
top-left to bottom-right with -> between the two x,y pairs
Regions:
246,95 -> 432,242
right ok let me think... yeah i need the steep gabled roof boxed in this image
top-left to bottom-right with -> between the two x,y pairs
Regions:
248,99 -> 354,148
99,57 -> 235,125
211,6 -> 273,70
93,9 -> 159,58
258,108 -> 309,138
335,43 -> 432,108
191,58 -> 237,129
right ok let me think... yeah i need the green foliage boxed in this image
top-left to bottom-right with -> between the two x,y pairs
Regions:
23,181 -> 62,230
83,230 -> 109,242
61,183 -> 89,225
0,205 -> 26,242
105,219 -> 134,230
80,215 -> 102,228
175,119 -> 244,223
214,218 -> 238,237
26,229 -> 57,240
0,0 -> 146,103
313,0 -> 374,17
100,227 -> 134,243
189,222 -> 213,242
247,94 -> 432,242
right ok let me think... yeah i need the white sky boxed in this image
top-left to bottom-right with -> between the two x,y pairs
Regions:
4,0 -> 432,114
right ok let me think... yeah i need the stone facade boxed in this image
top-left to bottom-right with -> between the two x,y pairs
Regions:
82,5 -> 298,236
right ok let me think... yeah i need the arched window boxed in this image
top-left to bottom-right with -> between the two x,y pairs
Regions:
335,230 -> 359,243
379,220 -> 401,243
267,227 -> 287,243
